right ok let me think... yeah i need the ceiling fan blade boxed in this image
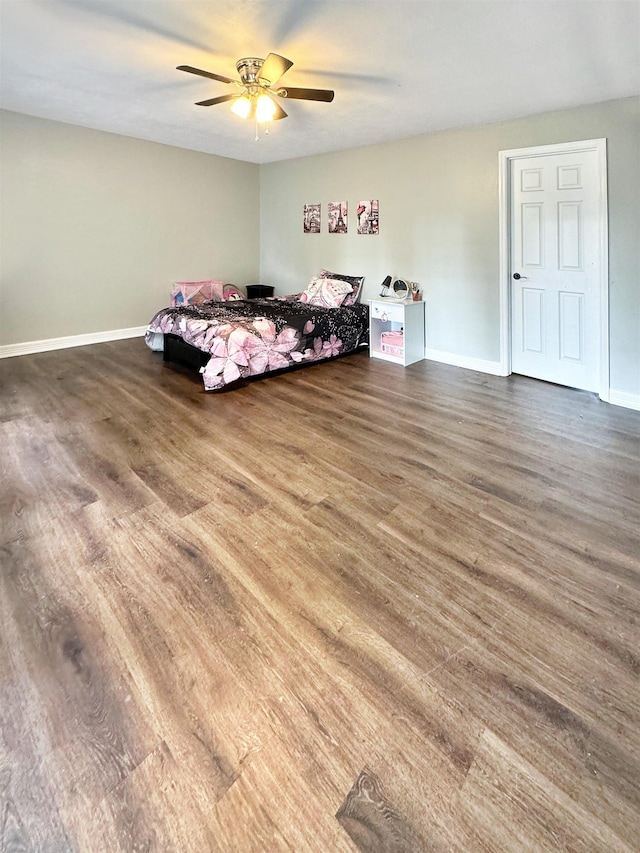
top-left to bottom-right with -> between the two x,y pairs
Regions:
195,94 -> 238,107
258,53 -> 293,85
177,65 -> 236,84
276,86 -> 334,103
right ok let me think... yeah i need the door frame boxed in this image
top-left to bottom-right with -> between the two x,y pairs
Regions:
498,138 -> 609,401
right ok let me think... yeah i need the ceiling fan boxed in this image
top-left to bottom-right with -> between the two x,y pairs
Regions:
177,53 -> 335,123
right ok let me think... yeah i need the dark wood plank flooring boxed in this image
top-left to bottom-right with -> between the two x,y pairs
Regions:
1,339 -> 639,852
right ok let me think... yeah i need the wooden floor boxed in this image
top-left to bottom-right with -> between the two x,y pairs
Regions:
1,339 -> 639,852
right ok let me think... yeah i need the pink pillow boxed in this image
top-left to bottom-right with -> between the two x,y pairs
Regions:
319,269 -> 364,306
299,277 -> 353,308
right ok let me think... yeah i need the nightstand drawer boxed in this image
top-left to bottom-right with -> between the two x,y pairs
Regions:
370,301 -> 404,323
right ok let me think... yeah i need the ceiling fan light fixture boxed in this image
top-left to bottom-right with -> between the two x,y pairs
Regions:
230,95 -> 252,119
255,93 -> 276,123
178,52 -> 335,133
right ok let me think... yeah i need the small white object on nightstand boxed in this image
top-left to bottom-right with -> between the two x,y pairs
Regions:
368,298 -> 426,366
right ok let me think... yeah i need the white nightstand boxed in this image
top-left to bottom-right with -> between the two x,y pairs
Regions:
368,298 -> 425,366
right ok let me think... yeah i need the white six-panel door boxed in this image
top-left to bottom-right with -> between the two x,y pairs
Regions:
506,143 -> 607,393
510,149 -> 602,391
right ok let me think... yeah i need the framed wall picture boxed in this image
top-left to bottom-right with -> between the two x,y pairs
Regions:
356,199 -> 379,234
303,203 -> 321,233
328,201 -> 348,233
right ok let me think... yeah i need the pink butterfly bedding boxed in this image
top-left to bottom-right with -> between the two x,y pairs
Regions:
145,298 -> 369,391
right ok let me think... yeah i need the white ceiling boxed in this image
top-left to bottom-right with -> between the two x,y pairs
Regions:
1,1 -> 639,165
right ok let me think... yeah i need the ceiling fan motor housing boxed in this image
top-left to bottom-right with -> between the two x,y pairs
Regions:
236,58 -> 266,86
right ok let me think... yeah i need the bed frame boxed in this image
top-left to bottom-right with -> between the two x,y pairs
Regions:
161,331 -> 367,389
163,333 -> 211,372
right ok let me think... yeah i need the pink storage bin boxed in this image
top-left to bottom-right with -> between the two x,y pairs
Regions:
380,330 -> 404,356
170,280 -> 225,306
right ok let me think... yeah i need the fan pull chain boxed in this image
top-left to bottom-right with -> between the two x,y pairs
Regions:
254,119 -> 270,141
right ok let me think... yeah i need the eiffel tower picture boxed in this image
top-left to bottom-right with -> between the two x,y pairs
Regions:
328,201 -> 348,234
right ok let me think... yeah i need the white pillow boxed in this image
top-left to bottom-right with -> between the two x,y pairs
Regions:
299,276 -> 353,308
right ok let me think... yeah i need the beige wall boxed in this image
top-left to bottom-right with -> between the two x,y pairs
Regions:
0,110 -> 259,345
2,99 -> 638,396
260,97 -> 640,396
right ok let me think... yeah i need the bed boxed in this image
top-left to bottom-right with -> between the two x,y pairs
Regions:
145,272 -> 369,391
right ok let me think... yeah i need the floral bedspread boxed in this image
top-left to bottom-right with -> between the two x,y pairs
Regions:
145,298 -> 369,390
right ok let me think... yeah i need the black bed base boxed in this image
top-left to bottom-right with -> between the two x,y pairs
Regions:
163,333 -> 211,371
162,332 -> 369,390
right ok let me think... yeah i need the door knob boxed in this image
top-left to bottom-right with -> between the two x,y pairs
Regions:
513,272 -> 527,280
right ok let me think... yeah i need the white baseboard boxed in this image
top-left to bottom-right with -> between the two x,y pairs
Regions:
425,347 -> 504,376
426,348 -> 640,411
608,389 -> 640,411
0,326 -> 148,359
